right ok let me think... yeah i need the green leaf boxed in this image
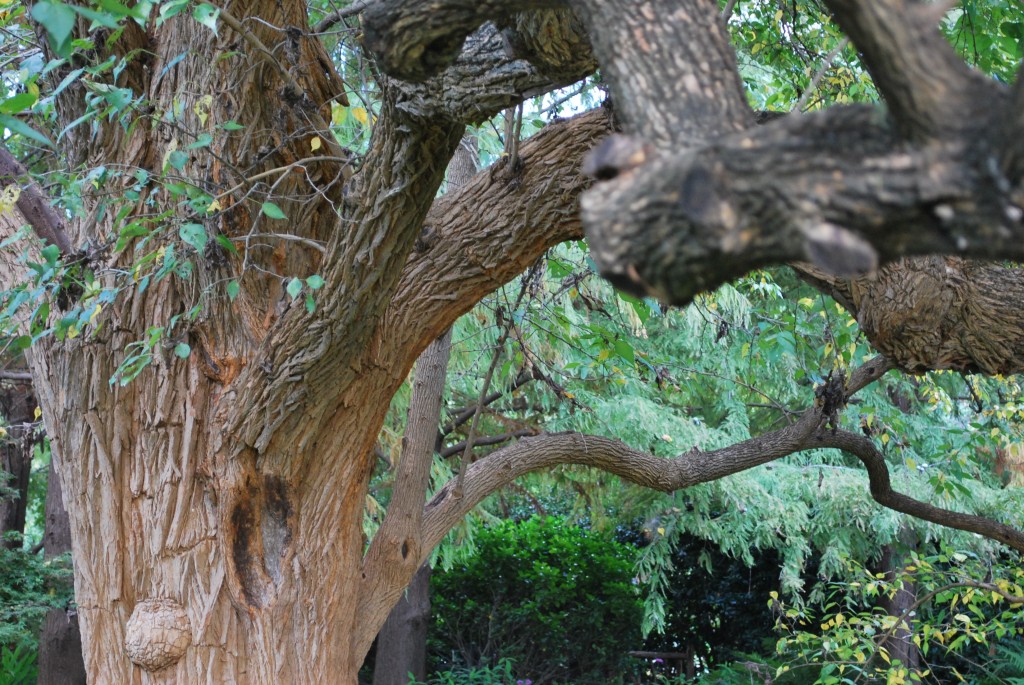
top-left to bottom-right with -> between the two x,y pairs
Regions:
193,3 -> 220,34
304,293 -> 315,313
261,202 -> 287,220
220,121 -> 245,131
167,150 -> 188,171
51,67 -> 85,98
215,234 -> 239,255
31,2 -> 77,56
41,245 -> 61,265
159,0 -> 189,23
306,274 -> 324,290
226,280 -> 240,301
173,342 -> 191,359
187,133 -> 213,149
286,277 -> 302,299
0,115 -> 53,148
0,93 -> 38,115
178,223 -> 207,252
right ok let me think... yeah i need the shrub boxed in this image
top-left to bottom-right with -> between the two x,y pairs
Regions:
430,516 -> 643,685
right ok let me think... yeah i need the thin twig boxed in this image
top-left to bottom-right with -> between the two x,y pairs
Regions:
315,0 -> 374,33
796,38 -> 850,113
454,272 -> 534,498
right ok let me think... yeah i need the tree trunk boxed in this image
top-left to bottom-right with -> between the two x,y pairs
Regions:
373,564 -> 433,685
373,137 -> 475,685
877,527 -> 920,673
0,381 -> 35,548
37,454 -> 87,685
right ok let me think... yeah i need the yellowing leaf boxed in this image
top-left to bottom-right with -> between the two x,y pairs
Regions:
194,94 -> 213,127
161,138 -> 178,173
206,198 -> 222,213
310,136 -> 322,152
34,406 -> 41,420
351,107 -> 369,126
656,527 -> 665,536
0,183 -> 21,213
89,305 -> 102,326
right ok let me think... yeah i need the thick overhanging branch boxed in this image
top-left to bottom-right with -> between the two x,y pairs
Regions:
583,105 -> 1023,306
822,0 -> 991,141
795,258 -> 1024,375
818,429 -> 1024,553
362,0 -> 567,82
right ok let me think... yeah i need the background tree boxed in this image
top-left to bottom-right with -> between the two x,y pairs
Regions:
2,1 -> 1024,684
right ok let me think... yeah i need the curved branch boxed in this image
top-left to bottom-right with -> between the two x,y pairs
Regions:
818,429 -> 1024,553
419,407 -> 825,563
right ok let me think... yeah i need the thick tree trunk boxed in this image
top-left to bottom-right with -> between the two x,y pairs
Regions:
0,382 -> 35,548
10,2 -> 592,681
37,455 -> 87,685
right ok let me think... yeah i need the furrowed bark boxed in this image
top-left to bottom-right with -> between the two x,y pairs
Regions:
362,0 -> 568,82
358,137 -> 478,667
569,0 -> 751,145
386,108 -> 611,358
796,258 -> 1024,375
582,104 -> 1023,306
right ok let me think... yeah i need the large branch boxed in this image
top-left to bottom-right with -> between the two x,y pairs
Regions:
795,258 -> 1024,375
568,0 -> 751,145
362,0 -> 566,82
419,415 -> 820,561
384,107 -> 613,364
822,0 -> 992,142
582,104 -> 1022,306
